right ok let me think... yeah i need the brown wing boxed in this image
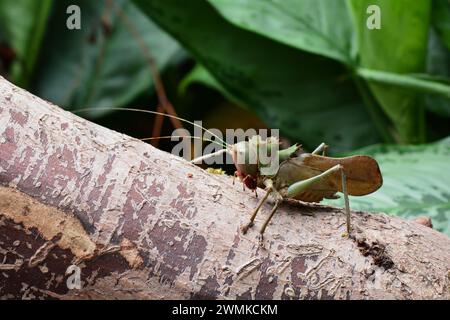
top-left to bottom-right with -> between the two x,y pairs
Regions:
274,153 -> 382,200
302,154 -> 383,196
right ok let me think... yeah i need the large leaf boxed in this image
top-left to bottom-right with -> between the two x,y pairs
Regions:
324,137 -> 450,236
433,0 -> 450,50
32,0 -> 180,117
0,0 -> 53,87
348,0 -> 432,143
426,29 -> 450,118
134,0 -> 380,153
179,63 -> 235,102
207,0 -> 355,65
208,0 -> 450,143
356,69 -> 450,100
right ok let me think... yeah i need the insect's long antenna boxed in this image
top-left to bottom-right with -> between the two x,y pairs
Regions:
190,149 -> 230,164
140,136 -> 227,149
78,135 -> 227,154
73,107 -> 229,148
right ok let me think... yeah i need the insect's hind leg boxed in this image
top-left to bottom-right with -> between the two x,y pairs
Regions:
340,167 -> 351,234
287,164 -> 351,234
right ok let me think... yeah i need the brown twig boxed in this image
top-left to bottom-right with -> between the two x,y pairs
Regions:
109,0 -> 183,146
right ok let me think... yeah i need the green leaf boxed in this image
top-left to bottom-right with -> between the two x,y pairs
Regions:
180,64 -> 229,97
356,68 -> 450,99
324,137 -> 450,236
427,16 -> 450,117
134,0 -> 381,153
0,0 -> 53,87
348,0 -> 432,143
207,0 -> 355,65
432,0 -> 450,50
179,63 -> 249,110
32,0 -> 180,117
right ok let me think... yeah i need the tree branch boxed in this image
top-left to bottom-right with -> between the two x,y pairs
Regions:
0,77 -> 449,299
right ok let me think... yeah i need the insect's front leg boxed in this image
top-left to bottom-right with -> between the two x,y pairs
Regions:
256,181 -> 284,245
232,171 -> 238,185
259,198 -> 282,237
241,175 -> 251,191
312,142 -> 328,156
241,183 -> 273,234
241,179 -> 274,233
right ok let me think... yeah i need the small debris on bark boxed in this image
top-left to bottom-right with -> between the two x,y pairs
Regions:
355,237 -> 395,270
412,216 -> 433,229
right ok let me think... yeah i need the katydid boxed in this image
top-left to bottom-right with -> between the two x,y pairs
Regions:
198,135 -> 382,238
74,108 -> 383,238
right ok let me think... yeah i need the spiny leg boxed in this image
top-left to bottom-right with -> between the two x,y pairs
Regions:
312,142 -> 328,155
242,186 -> 272,234
259,199 -> 281,237
340,168 -> 351,234
287,164 -> 341,197
241,175 -> 250,191
286,164 -> 351,234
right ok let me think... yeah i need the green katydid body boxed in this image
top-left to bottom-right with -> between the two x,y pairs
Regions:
232,136 -> 382,196
232,136 -> 383,236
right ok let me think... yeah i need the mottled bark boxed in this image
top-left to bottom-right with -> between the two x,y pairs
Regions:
0,76 -> 449,300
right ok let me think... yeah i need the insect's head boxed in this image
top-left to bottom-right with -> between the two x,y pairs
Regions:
231,136 -> 279,189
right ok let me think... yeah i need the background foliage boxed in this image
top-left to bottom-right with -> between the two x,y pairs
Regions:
0,0 -> 449,235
